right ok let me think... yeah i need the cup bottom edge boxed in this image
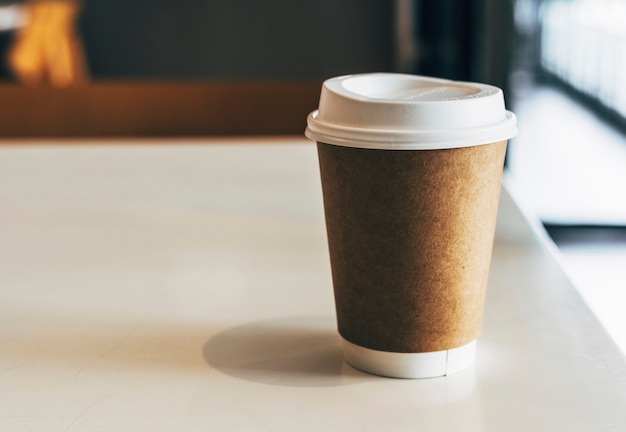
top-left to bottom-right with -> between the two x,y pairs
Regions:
341,338 -> 477,379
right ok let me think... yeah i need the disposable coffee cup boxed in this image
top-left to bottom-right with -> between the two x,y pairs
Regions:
305,73 -> 517,379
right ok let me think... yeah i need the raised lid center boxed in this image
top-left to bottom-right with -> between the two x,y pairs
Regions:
341,75 -> 481,101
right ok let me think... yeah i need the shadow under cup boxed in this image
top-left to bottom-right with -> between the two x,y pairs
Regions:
306,73 -> 517,379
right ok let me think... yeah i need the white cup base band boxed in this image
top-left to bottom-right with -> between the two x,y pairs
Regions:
341,338 -> 476,379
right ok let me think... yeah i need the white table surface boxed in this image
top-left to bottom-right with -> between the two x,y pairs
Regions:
1,137 -> 625,432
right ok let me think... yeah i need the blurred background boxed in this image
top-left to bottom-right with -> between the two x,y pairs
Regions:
0,0 -> 625,352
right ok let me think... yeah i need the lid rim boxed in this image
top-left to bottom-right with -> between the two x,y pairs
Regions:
305,110 -> 517,151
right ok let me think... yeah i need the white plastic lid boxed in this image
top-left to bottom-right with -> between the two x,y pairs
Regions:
305,73 -> 517,150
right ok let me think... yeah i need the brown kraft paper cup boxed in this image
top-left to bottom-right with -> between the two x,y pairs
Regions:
317,140 -> 507,354
305,73 -> 517,377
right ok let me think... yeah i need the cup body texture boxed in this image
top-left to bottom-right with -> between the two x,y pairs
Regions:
317,140 -> 506,354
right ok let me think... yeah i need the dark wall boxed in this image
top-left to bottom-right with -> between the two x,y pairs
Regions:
79,0 -> 395,80
408,0 -> 514,96
412,0 -> 475,81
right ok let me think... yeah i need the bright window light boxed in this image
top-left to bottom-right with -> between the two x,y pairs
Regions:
540,0 -> 626,118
